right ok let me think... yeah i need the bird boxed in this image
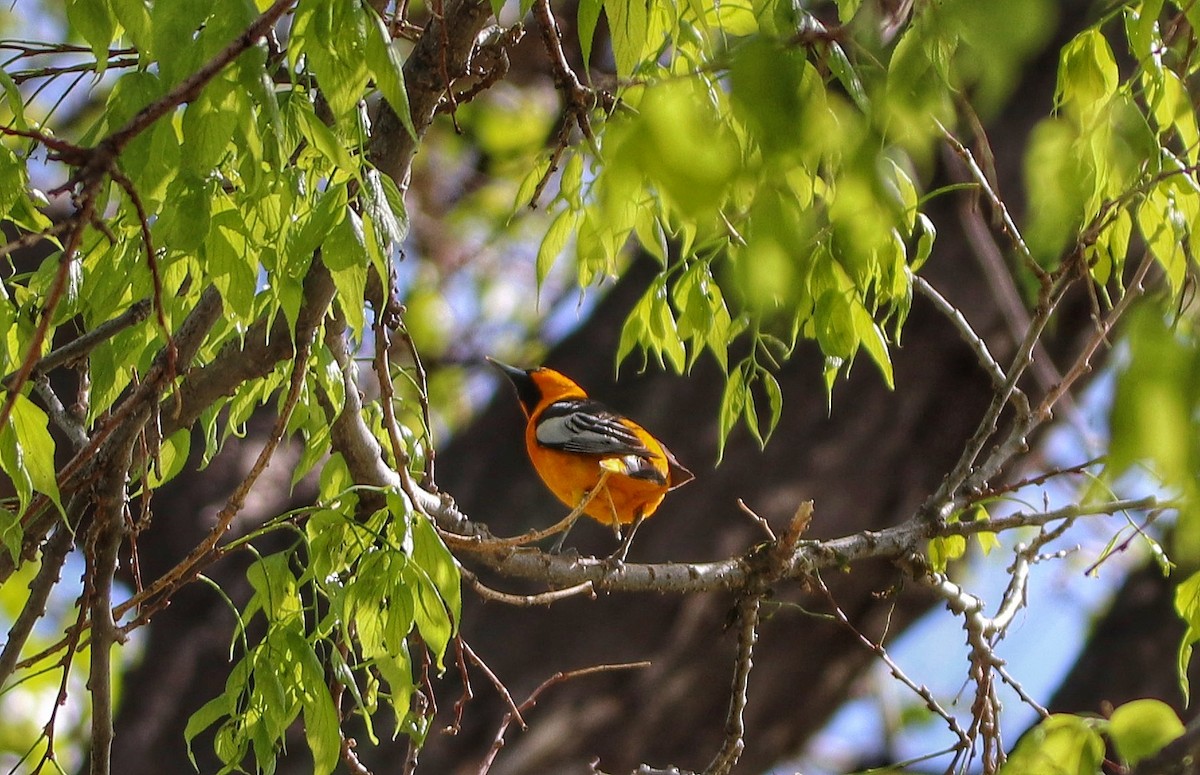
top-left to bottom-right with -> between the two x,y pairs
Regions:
488,358 -> 694,559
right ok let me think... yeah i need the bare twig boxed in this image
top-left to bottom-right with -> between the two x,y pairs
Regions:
32,376 -> 88,449
914,275 -> 1011,396
735,499 -> 776,541
460,637 -> 526,730
3,300 -> 152,389
86,451 -> 131,775
0,220 -> 73,262
8,56 -> 140,85
525,0 -> 615,205
1032,249 -> 1156,423
817,571 -> 972,752
703,592 -> 760,775
107,168 -> 175,382
478,661 -> 652,775
920,265 -> 1077,523
460,565 -> 595,606
937,119 -> 1046,286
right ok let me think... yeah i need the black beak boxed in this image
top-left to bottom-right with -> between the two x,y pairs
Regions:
486,357 -> 540,416
486,357 -> 528,384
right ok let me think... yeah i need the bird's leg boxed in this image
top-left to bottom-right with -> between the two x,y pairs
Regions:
548,516 -> 579,553
545,468 -> 612,553
489,469 -> 612,548
609,512 -> 645,563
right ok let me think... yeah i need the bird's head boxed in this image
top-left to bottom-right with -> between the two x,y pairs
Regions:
487,358 -> 587,417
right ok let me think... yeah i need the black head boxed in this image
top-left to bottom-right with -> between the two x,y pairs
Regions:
486,357 -> 542,417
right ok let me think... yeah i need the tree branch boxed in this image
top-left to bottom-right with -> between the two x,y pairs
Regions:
369,0 -> 494,188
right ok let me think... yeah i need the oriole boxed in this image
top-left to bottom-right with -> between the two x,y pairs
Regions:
489,358 -> 693,556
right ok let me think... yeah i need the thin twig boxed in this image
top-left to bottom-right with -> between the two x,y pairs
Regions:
396,322 -> 435,486
461,565 -> 594,606
460,637 -> 526,729
2,300 -> 152,388
108,168 -> 176,383
8,56 -> 140,85
32,376 -> 88,449
447,636 -> 474,735
477,661 -> 652,775
816,571 -> 972,752
1032,249 -> 1156,423
0,220 -> 73,262
373,318 -> 413,472
937,119 -> 1046,286
920,265 -> 1077,523
735,499 -> 776,541
703,592 -> 761,775
913,275 -> 1011,395
86,454 -> 131,775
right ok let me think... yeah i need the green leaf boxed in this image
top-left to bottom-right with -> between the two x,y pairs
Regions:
67,0 -> 116,71
291,0 -> 371,122
0,71 -> 29,130
157,175 -> 215,253
927,535 -> 965,572
1023,117 -> 1088,262
760,368 -> 783,443
1001,714 -> 1104,775
606,0 -> 649,78
974,530 -> 999,555
0,507 -> 19,564
323,208 -> 370,335
579,0 -> 604,69
295,99 -> 361,180
0,394 -> 64,515
815,290 -> 856,360
912,213 -> 936,271
716,363 -> 747,463
408,562 -> 452,671
147,429 -> 191,489
537,208 -> 579,294
512,157 -> 552,214
826,41 -> 868,112
185,693 -> 234,769
0,145 -> 26,218
181,75 -> 240,175
1056,29 -> 1119,119
1108,698 -> 1184,766
851,299 -> 894,388
361,167 -> 407,255
149,0 -> 209,83
282,629 -> 341,775
411,511 -> 461,635
364,7 -> 417,140
1175,569 -> 1200,704
205,195 -> 258,324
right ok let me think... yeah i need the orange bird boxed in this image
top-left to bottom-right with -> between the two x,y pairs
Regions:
489,359 -> 693,557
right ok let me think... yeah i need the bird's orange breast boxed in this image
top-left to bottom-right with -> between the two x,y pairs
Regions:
524,419 -> 671,526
